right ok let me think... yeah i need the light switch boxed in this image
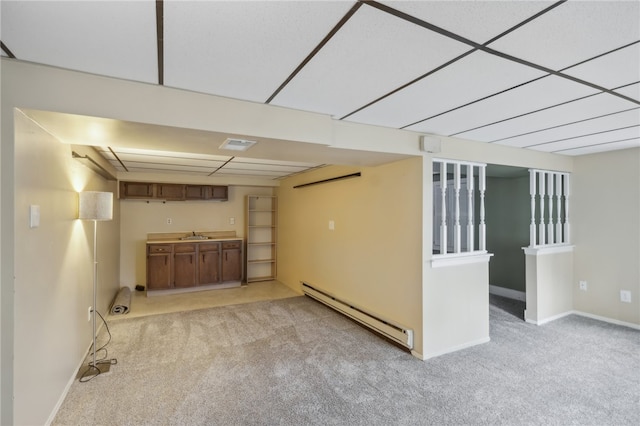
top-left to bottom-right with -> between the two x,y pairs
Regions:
230,217 -> 235,225
29,205 -> 40,228
329,220 -> 335,231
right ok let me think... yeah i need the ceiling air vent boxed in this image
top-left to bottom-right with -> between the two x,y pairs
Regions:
219,138 -> 257,151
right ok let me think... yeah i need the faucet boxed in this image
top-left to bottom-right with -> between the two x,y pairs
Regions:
192,231 -> 196,236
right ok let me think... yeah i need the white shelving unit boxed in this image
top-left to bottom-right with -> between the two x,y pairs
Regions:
245,195 -> 277,282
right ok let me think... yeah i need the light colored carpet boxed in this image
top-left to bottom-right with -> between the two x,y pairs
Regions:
54,295 -> 640,425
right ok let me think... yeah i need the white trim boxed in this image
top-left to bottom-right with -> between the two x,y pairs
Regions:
433,157 -> 486,167
573,310 -> 640,330
423,337 -> 491,360
431,252 -> 493,268
489,285 -> 526,302
410,350 -> 426,360
524,310 -> 640,330
522,244 -> 574,256
525,310 -> 573,325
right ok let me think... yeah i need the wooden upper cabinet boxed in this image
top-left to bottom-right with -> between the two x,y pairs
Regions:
120,181 -> 154,198
119,181 -> 228,201
157,183 -> 185,201
211,186 -> 228,201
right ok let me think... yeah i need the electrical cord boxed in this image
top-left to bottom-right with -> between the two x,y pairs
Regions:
79,309 -> 118,383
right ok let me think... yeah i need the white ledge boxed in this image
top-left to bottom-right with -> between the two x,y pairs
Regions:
431,251 -> 493,268
522,244 -> 574,256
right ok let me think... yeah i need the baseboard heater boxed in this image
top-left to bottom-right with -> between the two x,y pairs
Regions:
301,282 -> 413,350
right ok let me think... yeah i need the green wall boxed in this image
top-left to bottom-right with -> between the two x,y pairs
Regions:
486,175 -> 530,292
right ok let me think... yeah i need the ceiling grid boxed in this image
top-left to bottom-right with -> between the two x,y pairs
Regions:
1,0 -> 638,177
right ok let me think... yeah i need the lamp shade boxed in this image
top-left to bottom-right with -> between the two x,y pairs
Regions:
78,191 -> 113,221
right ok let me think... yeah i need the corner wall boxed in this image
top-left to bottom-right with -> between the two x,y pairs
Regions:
276,159 -> 424,355
13,111 -> 120,425
572,148 -> 640,326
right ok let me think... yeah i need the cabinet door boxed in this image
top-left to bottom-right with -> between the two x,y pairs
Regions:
174,252 -> 196,288
198,244 -> 220,285
222,248 -> 242,282
147,253 -> 171,290
211,186 -> 228,201
157,183 -> 185,200
121,181 -> 154,199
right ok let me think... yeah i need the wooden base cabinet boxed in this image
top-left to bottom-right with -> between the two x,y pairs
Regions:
146,240 -> 242,292
147,245 -> 172,290
198,243 -> 220,285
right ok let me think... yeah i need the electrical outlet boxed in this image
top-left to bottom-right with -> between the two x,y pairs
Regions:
88,306 -> 92,322
166,218 -> 172,225
620,290 -> 632,303
579,281 -> 588,291
329,220 -> 335,230
229,217 -> 235,225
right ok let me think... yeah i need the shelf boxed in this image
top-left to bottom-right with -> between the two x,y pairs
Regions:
246,195 -> 277,283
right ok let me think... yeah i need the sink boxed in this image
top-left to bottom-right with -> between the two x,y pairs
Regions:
180,235 -> 209,240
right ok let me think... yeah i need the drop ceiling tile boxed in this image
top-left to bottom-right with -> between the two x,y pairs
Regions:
494,108 -> 640,149
347,51 -> 545,129
213,168 -> 284,178
553,138 -> 640,156
1,1 -> 157,83
563,42 -> 640,90
615,82 -> 640,102
124,166 -> 210,176
230,157 -> 320,168
406,74 -> 598,136
110,147 -> 231,163
119,161 -> 216,174
114,153 -> 227,169
527,125 -> 640,152
270,5 -> 470,118
489,1 -> 640,71
379,0 -> 556,44
163,1 -> 354,103
460,92 -> 638,143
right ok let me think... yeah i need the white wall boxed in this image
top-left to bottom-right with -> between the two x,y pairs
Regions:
13,111 -> 120,425
120,185 -> 273,288
572,148 -> 640,326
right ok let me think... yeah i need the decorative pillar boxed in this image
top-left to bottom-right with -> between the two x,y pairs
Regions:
479,165 -> 486,251
440,162 -> 448,254
529,169 -> 537,247
547,172 -> 554,244
539,172 -> 546,246
467,164 -> 474,251
454,163 -> 461,253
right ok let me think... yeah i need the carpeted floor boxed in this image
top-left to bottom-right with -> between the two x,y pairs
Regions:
53,295 -> 640,425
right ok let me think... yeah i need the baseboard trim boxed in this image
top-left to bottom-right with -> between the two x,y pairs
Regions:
489,285 -> 526,302
573,310 -> 640,330
423,336 -> 491,360
525,310 -> 573,325
46,320 -> 106,425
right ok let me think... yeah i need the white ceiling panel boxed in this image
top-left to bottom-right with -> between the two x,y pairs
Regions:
163,0 -> 355,103
493,108 -> 640,149
1,0 -> 157,83
122,166 -> 211,176
553,139 -> 640,156
563,42 -> 640,90
490,0 -> 640,71
527,126 -> 640,153
459,92 -> 638,143
380,0 -> 556,44
346,51 -> 545,128
270,5 -> 470,118
406,74 -> 598,136
615,82 -> 640,102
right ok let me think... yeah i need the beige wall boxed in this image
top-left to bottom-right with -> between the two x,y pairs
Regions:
12,111 -> 120,425
276,159 -> 424,354
572,148 -> 640,326
424,260 -> 491,358
525,249 -> 574,324
120,185 -> 273,287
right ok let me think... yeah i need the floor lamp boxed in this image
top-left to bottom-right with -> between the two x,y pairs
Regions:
78,191 -> 114,378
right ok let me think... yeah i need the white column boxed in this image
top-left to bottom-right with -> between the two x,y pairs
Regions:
440,162 -> 448,254
454,163 -> 461,253
555,173 -> 562,244
563,173 -> 570,243
467,164 -> 474,252
479,165 -> 486,251
539,172 -> 546,245
529,169 -> 537,247
547,172 -> 554,244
